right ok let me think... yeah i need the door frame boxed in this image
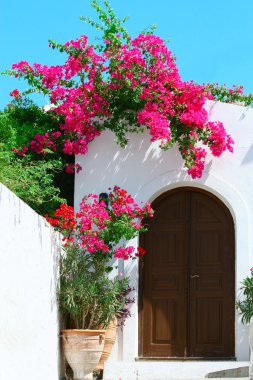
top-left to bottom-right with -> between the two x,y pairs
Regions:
138,186 -> 235,359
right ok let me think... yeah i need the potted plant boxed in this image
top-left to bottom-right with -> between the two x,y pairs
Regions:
45,186 -> 153,379
236,269 -> 253,379
59,244 -> 130,380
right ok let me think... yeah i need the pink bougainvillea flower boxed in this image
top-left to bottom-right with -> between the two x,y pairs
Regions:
9,89 -> 21,100
45,186 -> 154,260
7,13 -> 234,179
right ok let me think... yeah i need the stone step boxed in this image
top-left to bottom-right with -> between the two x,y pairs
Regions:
104,378 -> 249,380
206,366 -> 248,378
103,361 -> 249,380
103,378 -> 249,380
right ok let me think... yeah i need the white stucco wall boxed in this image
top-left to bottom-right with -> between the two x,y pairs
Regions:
0,184 -> 62,380
74,100 -> 253,363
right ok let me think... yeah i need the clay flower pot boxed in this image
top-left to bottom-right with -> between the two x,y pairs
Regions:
96,318 -> 117,370
61,329 -> 105,380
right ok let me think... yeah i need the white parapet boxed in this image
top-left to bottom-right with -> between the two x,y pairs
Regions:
0,183 -> 62,380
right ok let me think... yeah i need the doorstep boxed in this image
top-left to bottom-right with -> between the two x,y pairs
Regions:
103,360 -> 249,380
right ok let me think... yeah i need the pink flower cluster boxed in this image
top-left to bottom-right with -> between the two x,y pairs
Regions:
114,246 -> 135,260
45,186 -> 154,260
12,146 -> 28,156
30,132 -> 57,154
9,89 -> 21,100
187,147 -> 207,179
229,85 -> 244,95
9,31 -> 234,178
65,163 -> 82,174
207,121 -> 234,157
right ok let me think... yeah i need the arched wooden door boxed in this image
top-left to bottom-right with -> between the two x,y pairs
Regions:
139,188 -> 235,358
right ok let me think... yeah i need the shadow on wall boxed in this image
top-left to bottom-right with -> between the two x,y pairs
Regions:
242,143 -> 253,165
76,130 -> 214,200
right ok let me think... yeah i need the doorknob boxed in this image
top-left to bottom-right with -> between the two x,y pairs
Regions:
190,274 -> 200,279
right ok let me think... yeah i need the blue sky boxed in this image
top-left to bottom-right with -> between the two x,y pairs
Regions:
1,0 -> 253,110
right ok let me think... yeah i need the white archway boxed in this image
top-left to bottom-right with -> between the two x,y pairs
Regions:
123,173 -> 250,361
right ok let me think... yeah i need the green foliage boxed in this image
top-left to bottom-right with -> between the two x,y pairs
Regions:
205,83 -> 253,107
236,270 -> 253,324
0,98 -> 72,216
0,98 -> 61,150
80,0 -> 131,52
59,245 -> 130,329
0,155 -> 65,215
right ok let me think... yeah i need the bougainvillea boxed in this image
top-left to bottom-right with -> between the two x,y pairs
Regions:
205,83 -> 253,107
45,186 -> 153,260
5,0 -> 234,178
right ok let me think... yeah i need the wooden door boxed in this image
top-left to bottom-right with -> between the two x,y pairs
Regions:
139,188 -> 235,358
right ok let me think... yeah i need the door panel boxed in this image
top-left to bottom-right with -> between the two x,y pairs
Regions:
151,238 -> 185,353
189,192 -> 234,357
139,188 -> 235,358
141,191 -> 187,357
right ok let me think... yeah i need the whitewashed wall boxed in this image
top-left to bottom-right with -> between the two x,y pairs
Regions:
75,100 -> 253,364
0,184 -> 62,380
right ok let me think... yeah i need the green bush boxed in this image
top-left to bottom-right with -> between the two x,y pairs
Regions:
0,98 -> 73,216
236,269 -> 253,324
59,245 -> 130,329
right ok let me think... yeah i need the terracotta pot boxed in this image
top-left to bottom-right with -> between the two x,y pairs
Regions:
96,318 -> 117,370
61,329 -> 105,380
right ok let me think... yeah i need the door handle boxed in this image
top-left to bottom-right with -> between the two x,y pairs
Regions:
190,274 -> 200,279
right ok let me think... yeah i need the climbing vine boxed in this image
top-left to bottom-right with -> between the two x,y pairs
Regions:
4,0 -> 234,179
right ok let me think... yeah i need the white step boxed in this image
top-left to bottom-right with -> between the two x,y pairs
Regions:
103,361 -> 249,380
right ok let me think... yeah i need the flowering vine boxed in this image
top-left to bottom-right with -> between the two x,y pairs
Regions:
205,83 -> 253,107
45,186 -> 154,260
5,0 -> 234,178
